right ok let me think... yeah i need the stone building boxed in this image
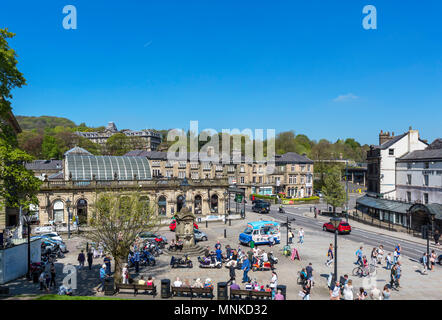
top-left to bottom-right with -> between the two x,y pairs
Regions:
124,150 -> 314,199
31,147 -> 229,226
75,122 -> 162,151
366,127 -> 428,197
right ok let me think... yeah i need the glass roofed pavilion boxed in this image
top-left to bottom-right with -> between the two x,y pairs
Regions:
65,154 -> 152,181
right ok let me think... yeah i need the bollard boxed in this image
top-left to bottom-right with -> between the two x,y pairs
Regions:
224,229 -> 226,238
206,220 -> 208,228
229,219 -> 231,226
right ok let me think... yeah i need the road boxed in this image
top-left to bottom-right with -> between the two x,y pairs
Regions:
237,198 -> 438,263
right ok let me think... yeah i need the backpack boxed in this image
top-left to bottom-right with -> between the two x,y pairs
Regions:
419,257 -> 423,264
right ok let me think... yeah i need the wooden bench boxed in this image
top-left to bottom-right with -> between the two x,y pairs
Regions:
171,286 -> 213,299
115,283 -> 157,297
230,289 -> 272,300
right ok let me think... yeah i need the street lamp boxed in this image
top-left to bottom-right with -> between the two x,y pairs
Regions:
330,216 -> 342,284
22,209 -> 32,280
66,198 -> 72,239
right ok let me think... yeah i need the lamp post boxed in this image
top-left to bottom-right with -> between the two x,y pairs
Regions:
22,209 -> 32,280
330,216 -> 342,284
66,198 -> 72,239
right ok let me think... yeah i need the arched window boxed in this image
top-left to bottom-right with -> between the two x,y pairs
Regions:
177,195 -> 185,213
210,194 -> 218,214
53,200 -> 64,223
77,199 -> 88,224
194,195 -> 202,214
158,196 -> 167,216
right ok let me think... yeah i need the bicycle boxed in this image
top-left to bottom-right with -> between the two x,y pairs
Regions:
352,264 -> 376,277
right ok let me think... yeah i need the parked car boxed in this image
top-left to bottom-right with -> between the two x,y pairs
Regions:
169,220 -> 199,232
252,201 -> 270,214
35,237 -> 68,253
322,221 -> 352,234
194,229 -> 208,242
137,231 -> 167,244
39,232 -> 63,242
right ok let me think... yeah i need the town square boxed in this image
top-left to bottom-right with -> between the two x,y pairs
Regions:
0,0 -> 441,310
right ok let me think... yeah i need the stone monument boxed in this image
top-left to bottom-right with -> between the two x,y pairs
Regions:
174,206 -> 196,249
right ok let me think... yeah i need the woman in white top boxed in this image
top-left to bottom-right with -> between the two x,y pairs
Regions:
270,272 -> 278,299
122,264 -> 129,284
343,280 -> 354,300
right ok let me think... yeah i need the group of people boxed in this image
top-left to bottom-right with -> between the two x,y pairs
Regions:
229,271 -> 282,300
173,277 -> 213,289
38,263 -> 57,292
329,277 -> 392,300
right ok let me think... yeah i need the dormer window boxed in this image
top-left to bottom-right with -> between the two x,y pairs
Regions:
388,148 -> 394,156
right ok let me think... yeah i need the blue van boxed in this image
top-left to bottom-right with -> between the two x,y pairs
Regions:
239,221 -> 281,246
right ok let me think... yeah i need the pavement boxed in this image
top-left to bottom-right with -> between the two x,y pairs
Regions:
2,195 -> 442,300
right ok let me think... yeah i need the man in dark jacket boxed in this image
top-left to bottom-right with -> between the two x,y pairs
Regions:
87,250 -> 93,270
227,264 -> 236,285
77,250 -> 85,269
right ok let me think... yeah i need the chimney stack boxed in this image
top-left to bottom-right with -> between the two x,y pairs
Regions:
379,130 -> 392,145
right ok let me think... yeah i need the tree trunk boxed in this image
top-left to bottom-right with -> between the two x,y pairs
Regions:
113,256 -> 124,284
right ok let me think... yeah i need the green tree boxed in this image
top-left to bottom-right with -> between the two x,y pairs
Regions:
0,136 -> 42,211
41,135 -> 62,159
105,133 -> 130,156
322,166 -> 346,214
87,192 -> 159,283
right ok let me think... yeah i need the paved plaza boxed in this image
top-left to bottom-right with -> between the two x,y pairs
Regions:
3,201 -> 442,300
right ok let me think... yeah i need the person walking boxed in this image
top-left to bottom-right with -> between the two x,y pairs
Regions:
87,250 -> 93,270
242,256 -> 251,283
49,263 -> 56,288
270,271 -> 278,299
390,264 -> 398,290
306,262 -> 314,287
134,250 -> 140,273
355,246 -> 363,265
430,250 -> 437,271
97,264 -> 107,292
421,252 -> 428,275
298,228 -> 305,244
342,279 -> 353,300
77,250 -> 85,269
370,247 -> 378,266
326,244 -> 334,267
396,261 -> 402,287
288,230 -> 294,244
227,263 -> 236,285
39,271 -> 46,291
434,229 -> 440,246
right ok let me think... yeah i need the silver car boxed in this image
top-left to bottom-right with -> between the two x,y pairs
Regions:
194,229 -> 208,242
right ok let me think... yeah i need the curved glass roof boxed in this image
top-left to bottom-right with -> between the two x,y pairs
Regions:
66,155 -> 151,181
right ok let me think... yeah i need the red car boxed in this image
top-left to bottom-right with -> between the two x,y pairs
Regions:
169,220 -> 199,232
322,221 -> 352,234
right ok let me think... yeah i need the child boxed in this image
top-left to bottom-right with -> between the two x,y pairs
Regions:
386,253 -> 393,270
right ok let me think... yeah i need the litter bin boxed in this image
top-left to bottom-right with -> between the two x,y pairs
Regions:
161,279 -> 171,298
217,282 -> 228,300
32,271 -> 39,283
277,285 -> 286,300
104,277 -> 115,296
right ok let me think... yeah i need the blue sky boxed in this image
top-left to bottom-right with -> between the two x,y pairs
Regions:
2,0 -> 441,145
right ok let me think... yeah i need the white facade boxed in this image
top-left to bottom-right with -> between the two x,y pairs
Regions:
379,130 -> 427,197
396,160 -> 442,205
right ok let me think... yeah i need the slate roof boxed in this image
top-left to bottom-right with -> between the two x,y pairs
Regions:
124,150 -> 313,164
64,146 -> 93,156
428,138 -> 442,150
25,160 -> 63,171
398,148 -> 442,162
